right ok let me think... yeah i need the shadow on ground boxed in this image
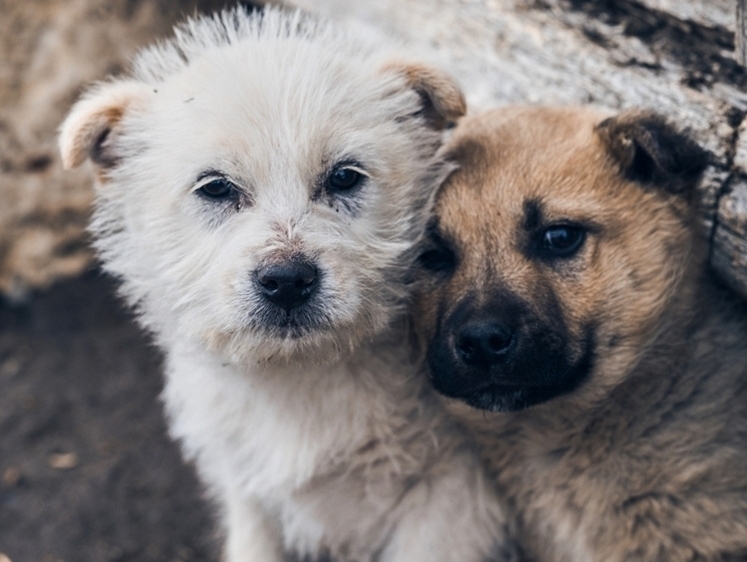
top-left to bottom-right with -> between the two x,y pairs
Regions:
0,270 -> 219,562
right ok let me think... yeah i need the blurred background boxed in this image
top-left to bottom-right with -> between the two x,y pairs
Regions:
1,0 -> 745,561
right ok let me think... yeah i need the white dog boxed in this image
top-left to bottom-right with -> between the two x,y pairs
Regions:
59,7 -> 513,562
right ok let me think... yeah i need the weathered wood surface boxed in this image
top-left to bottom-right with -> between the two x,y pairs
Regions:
0,0 -> 229,300
291,0 -> 747,298
2,0 -> 747,299
737,0 -> 747,66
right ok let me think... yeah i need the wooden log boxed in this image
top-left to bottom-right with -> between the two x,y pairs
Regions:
738,0 -> 747,67
2,0 -> 747,299
291,0 -> 747,298
0,0 -> 231,301
637,0 -> 731,29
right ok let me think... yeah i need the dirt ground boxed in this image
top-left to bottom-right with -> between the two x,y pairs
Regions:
0,270 -> 220,562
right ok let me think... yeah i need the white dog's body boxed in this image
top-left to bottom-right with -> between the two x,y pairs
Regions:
59,8 -> 510,562
165,334 -> 500,562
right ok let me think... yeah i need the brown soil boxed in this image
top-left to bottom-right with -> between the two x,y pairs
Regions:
0,270 -> 220,562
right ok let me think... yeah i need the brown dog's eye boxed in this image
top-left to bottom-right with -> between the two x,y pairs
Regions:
418,247 -> 456,274
540,225 -> 586,259
419,222 -> 457,276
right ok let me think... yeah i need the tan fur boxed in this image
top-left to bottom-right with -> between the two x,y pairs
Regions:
58,80 -> 151,170
381,61 -> 467,129
414,106 -> 747,562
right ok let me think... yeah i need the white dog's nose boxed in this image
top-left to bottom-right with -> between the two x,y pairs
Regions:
255,261 -> 318,311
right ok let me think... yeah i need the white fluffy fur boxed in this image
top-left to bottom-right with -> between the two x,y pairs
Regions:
59,7 -> 511,562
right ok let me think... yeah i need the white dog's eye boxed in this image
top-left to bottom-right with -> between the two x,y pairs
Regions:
198,178 -> 236,200
326,165 -> 365,192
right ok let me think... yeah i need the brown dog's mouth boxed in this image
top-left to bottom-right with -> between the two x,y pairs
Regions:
459,381 -> 580,412
444,362 -> 594,412
428,320 -> 597,412
461,384 -> 530,412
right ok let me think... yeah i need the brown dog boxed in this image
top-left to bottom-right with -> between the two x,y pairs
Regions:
414,106 -> 747,562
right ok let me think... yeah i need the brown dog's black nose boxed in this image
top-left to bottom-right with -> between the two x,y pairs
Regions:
256,261 -> 318,310
456,322 -> 513,368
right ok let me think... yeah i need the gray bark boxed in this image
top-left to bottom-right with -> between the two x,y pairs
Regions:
291,0 -> 747,299
0,0 -> 229,300
2,0 -> 747,299
737,0 -> 747,66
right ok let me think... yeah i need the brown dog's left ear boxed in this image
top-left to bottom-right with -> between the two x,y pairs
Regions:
382,61 -> 466,129
596,110 -> 710,195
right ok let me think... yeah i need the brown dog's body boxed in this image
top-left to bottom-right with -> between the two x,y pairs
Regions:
415,106 -> 747,562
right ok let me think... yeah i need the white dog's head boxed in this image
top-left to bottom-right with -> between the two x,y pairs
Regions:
59,7 -> 465,364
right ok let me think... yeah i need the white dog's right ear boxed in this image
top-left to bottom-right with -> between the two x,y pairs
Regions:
382,62 -> 466,130
59,81 -> 152,170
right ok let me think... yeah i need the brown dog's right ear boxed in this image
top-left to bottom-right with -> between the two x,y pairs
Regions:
59,81 -> 152,170
381,61 -> 466,130
596,110 -> 710,195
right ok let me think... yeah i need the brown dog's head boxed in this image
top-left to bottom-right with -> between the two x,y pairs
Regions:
414,106 -> 709,412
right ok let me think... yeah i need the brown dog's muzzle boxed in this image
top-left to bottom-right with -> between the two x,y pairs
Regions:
455,319 -> 514,369
427,291 -> 596,412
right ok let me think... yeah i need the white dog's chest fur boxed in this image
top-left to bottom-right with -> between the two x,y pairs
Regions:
162,333 -> 492,559
164,337 -> 409,494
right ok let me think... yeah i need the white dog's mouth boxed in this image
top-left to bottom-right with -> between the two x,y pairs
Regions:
248,258 -> 335,339
251,301 -> 334,339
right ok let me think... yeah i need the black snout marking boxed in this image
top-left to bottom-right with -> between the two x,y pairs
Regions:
456,321 -> 514,368
255,260 -> 318,311
427,288 -> 596,412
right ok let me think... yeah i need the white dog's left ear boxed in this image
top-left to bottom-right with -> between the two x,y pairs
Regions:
383,62 -> 466,129
59,80 -> 152,170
